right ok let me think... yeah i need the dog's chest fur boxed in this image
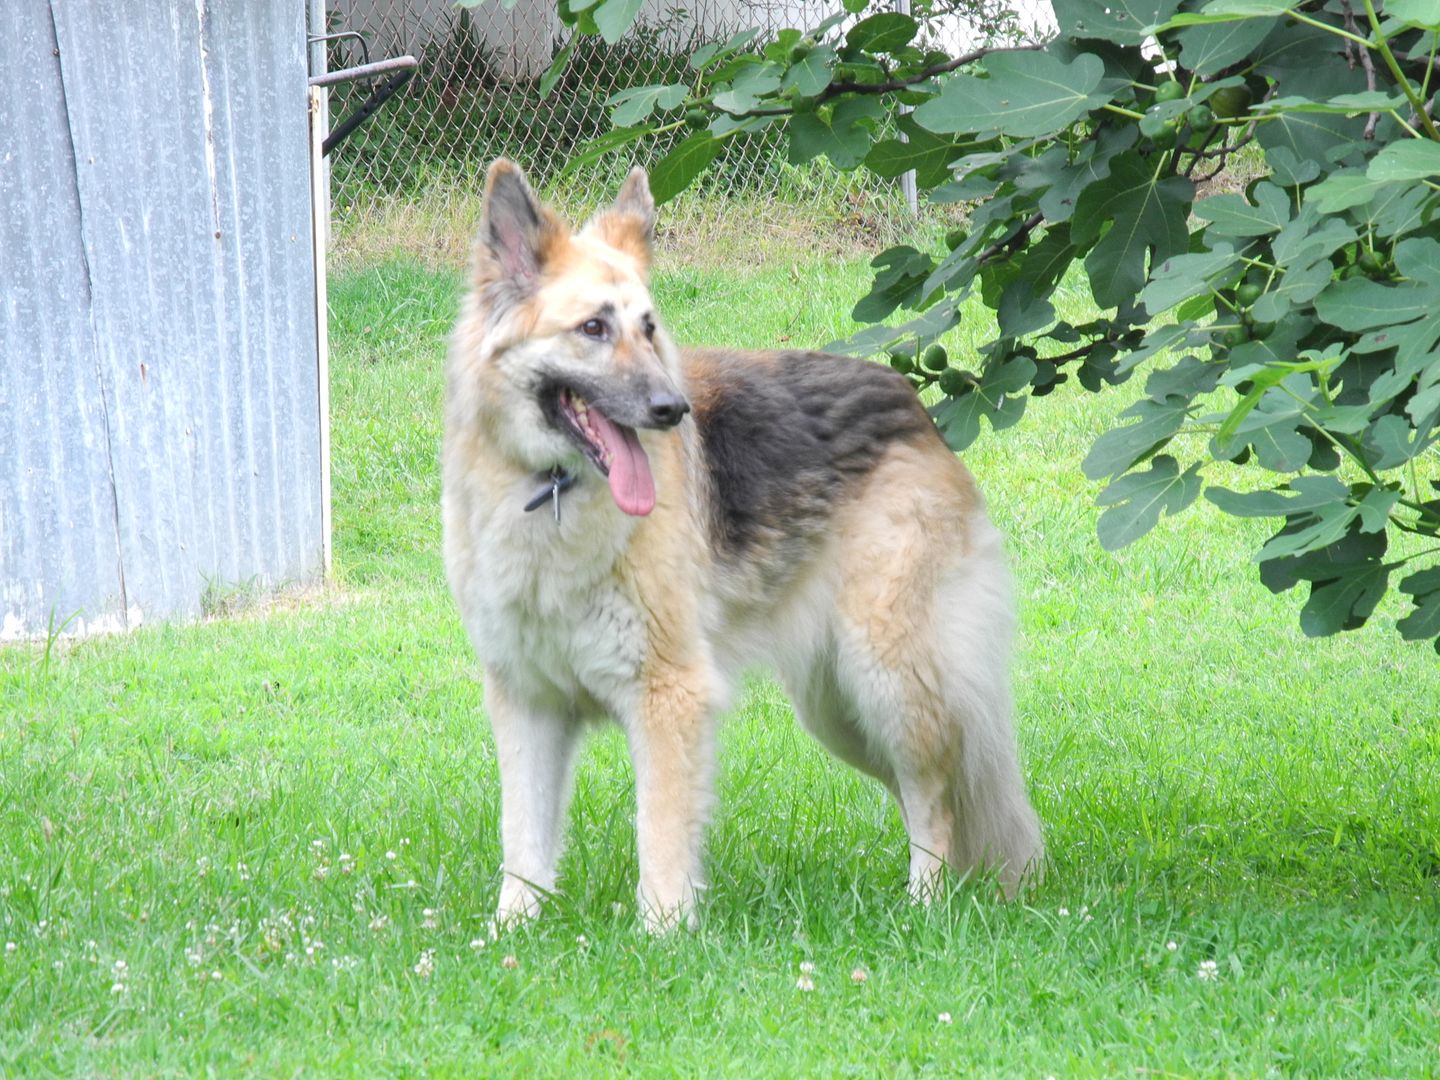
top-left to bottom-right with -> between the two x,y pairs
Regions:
448,478 -> 651,716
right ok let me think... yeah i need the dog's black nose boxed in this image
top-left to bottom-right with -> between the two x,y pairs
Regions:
648,392 -> 690,428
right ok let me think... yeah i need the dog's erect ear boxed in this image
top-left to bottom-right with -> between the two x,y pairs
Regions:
589,166 -> 655,271
613,166 -> 656,231
476,159 -> 565,290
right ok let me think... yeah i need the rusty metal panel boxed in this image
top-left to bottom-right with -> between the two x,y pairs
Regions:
2,0 -> 323,639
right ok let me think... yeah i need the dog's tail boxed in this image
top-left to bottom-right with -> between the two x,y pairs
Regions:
947,744 -> 1045,897
933,530 -> 1045,897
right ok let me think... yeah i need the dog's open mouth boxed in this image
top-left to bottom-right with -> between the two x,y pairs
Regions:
555,387 -> 656,517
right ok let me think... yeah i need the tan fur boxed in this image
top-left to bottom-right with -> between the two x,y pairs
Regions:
444,161 -> 1043,931
589,213 -> 653,270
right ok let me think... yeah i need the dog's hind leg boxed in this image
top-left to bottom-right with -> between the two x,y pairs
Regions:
821,625 -> 959,902
831,590 -> 1041,900
789,656 -> 957,899
829,446 -> 1043,900
486,673 -> 582,927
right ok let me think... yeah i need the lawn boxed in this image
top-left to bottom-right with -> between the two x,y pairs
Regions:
2,249 -> 1438,1077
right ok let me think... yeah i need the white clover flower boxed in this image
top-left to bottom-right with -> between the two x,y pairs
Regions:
385,850 -> 398,861
369,914 -> 390,932
937,1012 -> 952,1024
258,916 -> 287,954
850,967 -> 868,984
469,938 -> 487,951
421,908 -> 439,930
1166,940 -> 1178,952
1197,959 -> 1219,981
795,974 -> 815,992
237,862 -> 252,882
501,954 -> 518,970
413,949 -> 435,978
798,960 -> 816,975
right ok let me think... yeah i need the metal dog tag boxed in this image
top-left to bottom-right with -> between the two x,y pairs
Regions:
522,467 -> 576,524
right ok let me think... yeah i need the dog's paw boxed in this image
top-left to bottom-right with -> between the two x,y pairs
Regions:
637,879 -> 701,934
906,872 -> 945,907
495,878 -> 546,930
639,905 -> 699,935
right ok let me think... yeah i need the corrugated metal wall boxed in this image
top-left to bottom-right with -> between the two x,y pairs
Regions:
1,1 -> 325,640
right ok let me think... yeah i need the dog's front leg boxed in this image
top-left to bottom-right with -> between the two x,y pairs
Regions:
485,672 -> 580,928
627,665 -> 715,932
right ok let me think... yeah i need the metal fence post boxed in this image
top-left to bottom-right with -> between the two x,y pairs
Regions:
308,0 -> 330,247
896,0 -> 918,218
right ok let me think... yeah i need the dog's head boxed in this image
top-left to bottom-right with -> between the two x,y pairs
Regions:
455,160 -> 687,517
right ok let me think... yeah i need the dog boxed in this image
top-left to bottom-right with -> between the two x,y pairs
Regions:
442,160 -> 1043,931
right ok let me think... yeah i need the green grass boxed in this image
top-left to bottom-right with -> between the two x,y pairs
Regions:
2,254 -> 1438,1076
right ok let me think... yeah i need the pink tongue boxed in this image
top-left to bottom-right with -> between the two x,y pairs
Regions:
588,407 -> 655,516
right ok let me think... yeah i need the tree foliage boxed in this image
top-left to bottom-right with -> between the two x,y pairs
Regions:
473,0 -> 1440,651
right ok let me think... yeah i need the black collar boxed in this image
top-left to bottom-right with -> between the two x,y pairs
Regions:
523,466 -> 577,521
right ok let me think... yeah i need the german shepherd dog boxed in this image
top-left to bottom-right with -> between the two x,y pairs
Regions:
443,160 -> 1043,930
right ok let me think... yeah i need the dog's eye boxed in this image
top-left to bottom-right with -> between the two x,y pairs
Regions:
578,318 -> 607,340
641,315 -> 656,340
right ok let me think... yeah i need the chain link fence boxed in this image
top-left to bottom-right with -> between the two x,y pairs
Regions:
317,1 -> 1053,240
